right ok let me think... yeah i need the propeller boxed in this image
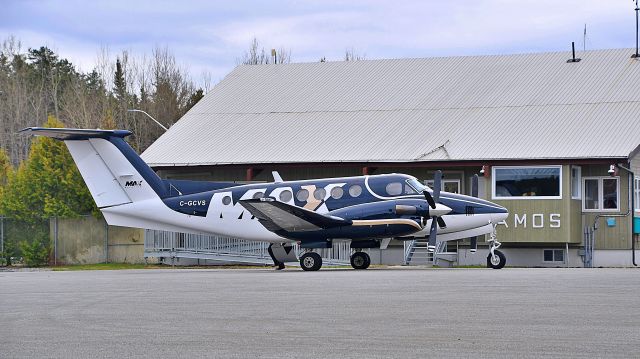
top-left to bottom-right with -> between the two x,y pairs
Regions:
423,170 -> 449,250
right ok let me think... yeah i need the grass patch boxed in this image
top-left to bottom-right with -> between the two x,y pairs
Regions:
51,263 -> 163,271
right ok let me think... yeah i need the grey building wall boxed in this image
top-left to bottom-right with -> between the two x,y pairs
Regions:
53,216 -> 145,264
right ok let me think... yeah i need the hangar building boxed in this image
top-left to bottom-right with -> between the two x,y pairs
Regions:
142,48 -> 640,267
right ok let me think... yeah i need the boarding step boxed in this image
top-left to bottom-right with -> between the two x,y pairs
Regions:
404,239 -> 457,266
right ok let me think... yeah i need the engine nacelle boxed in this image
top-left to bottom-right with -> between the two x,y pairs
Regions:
329,199 -> 430,220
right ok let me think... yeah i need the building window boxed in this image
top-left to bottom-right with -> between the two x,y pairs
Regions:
492,166 -> 562,199
582,177 -> 619,212
543,249 -> 565,263
571,166 -> 581,199
426,179 -> 461,194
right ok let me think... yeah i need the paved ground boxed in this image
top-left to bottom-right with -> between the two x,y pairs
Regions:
1,267 -> 639,359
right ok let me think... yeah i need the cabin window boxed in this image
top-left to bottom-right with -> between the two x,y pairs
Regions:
582,177 -> 619,212
314,188 -> 326,200
349,185 -> 362,197
252,191 -> 264,199
330,187 -> 344,199
385,182 -> 403,196
492,166 -> 562,199
571,166 -> 581,199
222,196 -> 231,205
279,190 -> 292,202
296,189 -> 309,201
543,249 -> 565,263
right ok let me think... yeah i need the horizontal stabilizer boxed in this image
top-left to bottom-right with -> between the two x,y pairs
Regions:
240,198 -> 351,233
20,127 -> 132,140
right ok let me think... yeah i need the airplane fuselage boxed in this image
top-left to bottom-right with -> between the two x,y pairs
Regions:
102,173 -> 507,245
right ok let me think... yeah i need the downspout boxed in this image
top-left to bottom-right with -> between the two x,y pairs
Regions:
629,165 -> 637,266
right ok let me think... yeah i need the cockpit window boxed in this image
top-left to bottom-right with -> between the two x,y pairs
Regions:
406,178 -> 427,193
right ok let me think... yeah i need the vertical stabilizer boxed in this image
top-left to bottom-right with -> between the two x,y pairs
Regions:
21,127 -> 168,208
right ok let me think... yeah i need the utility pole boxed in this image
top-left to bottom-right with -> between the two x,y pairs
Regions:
634,0 -> 639,58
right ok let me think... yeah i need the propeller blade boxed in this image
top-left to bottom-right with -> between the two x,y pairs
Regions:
432,170 -> 442,202
428,218 -> 438,249
437,216 -> 447,229
472,174 -> 479,197
423,190 -> 436,209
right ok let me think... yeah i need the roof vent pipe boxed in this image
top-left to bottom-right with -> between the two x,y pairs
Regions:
567,42 -> 581,63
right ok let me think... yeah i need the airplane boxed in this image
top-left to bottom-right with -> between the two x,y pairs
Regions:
22,127 -> 509,271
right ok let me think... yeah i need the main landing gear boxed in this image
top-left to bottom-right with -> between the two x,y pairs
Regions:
300,251 -> 323,271
486,225 -> 506,269
350,250 -> 370,270
299,249 -> 372,271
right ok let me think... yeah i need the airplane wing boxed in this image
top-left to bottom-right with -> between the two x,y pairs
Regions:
239,198 -> 352,232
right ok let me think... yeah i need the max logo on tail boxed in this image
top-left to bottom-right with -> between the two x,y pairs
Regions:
125,180 -> 143,187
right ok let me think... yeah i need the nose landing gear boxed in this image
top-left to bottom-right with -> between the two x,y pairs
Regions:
487,225 -> 506,269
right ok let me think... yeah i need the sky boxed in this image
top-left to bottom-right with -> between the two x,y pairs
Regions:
0,0 -> 637,87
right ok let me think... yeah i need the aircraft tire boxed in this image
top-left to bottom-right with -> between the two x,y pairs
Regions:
300,252 -> 322,271
487,249 -> 506,269
350,252 -> 370,270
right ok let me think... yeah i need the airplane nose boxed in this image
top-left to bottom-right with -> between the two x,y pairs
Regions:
489,204 -> 508,224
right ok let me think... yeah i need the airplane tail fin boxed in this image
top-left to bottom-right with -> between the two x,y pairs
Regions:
21,127 -> 168,209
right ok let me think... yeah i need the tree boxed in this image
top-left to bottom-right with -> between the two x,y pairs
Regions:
113,58 -> 127,102
1,116 -> 97,221
237,37 -> 291,65
344,48 -> 366,61
184,88 -> 204,112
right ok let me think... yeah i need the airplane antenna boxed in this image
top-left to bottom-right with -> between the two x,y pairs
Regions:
583,23 -> 587,51
634,0 -> 640,58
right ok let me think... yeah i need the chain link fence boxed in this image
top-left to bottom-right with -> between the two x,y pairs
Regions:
0,216 -> 51,266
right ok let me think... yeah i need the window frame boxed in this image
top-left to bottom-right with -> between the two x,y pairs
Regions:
571,165 -> 582,200
542,249 -> 565,263
582,176 -> 620,212
634,177 -> 640,212
491,165 -> 563,200
425,179 -> 462,194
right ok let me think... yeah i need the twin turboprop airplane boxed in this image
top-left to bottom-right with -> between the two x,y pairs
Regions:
23,127 -> 509,271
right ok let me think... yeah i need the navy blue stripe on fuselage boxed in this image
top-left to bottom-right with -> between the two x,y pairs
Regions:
159,173 -> 507,218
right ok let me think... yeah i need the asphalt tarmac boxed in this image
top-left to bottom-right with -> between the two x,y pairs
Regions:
1,267 -> 639,358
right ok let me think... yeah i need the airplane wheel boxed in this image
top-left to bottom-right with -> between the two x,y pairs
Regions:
487,249 -> 506,269
300,252 -> 322,271
350,252 -> 370,270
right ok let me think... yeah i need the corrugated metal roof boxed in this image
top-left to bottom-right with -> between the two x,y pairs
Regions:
142,48 -> 640,166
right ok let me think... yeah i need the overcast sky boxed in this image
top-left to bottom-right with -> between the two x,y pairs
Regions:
1,0 -> 637,87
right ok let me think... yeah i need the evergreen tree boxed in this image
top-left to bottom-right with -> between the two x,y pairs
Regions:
184,88 -> 204,112
1,116 -> 97,221
113,58 -> 127,102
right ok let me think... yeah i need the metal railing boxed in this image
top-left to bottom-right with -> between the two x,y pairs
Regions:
144,230 -> 351,265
